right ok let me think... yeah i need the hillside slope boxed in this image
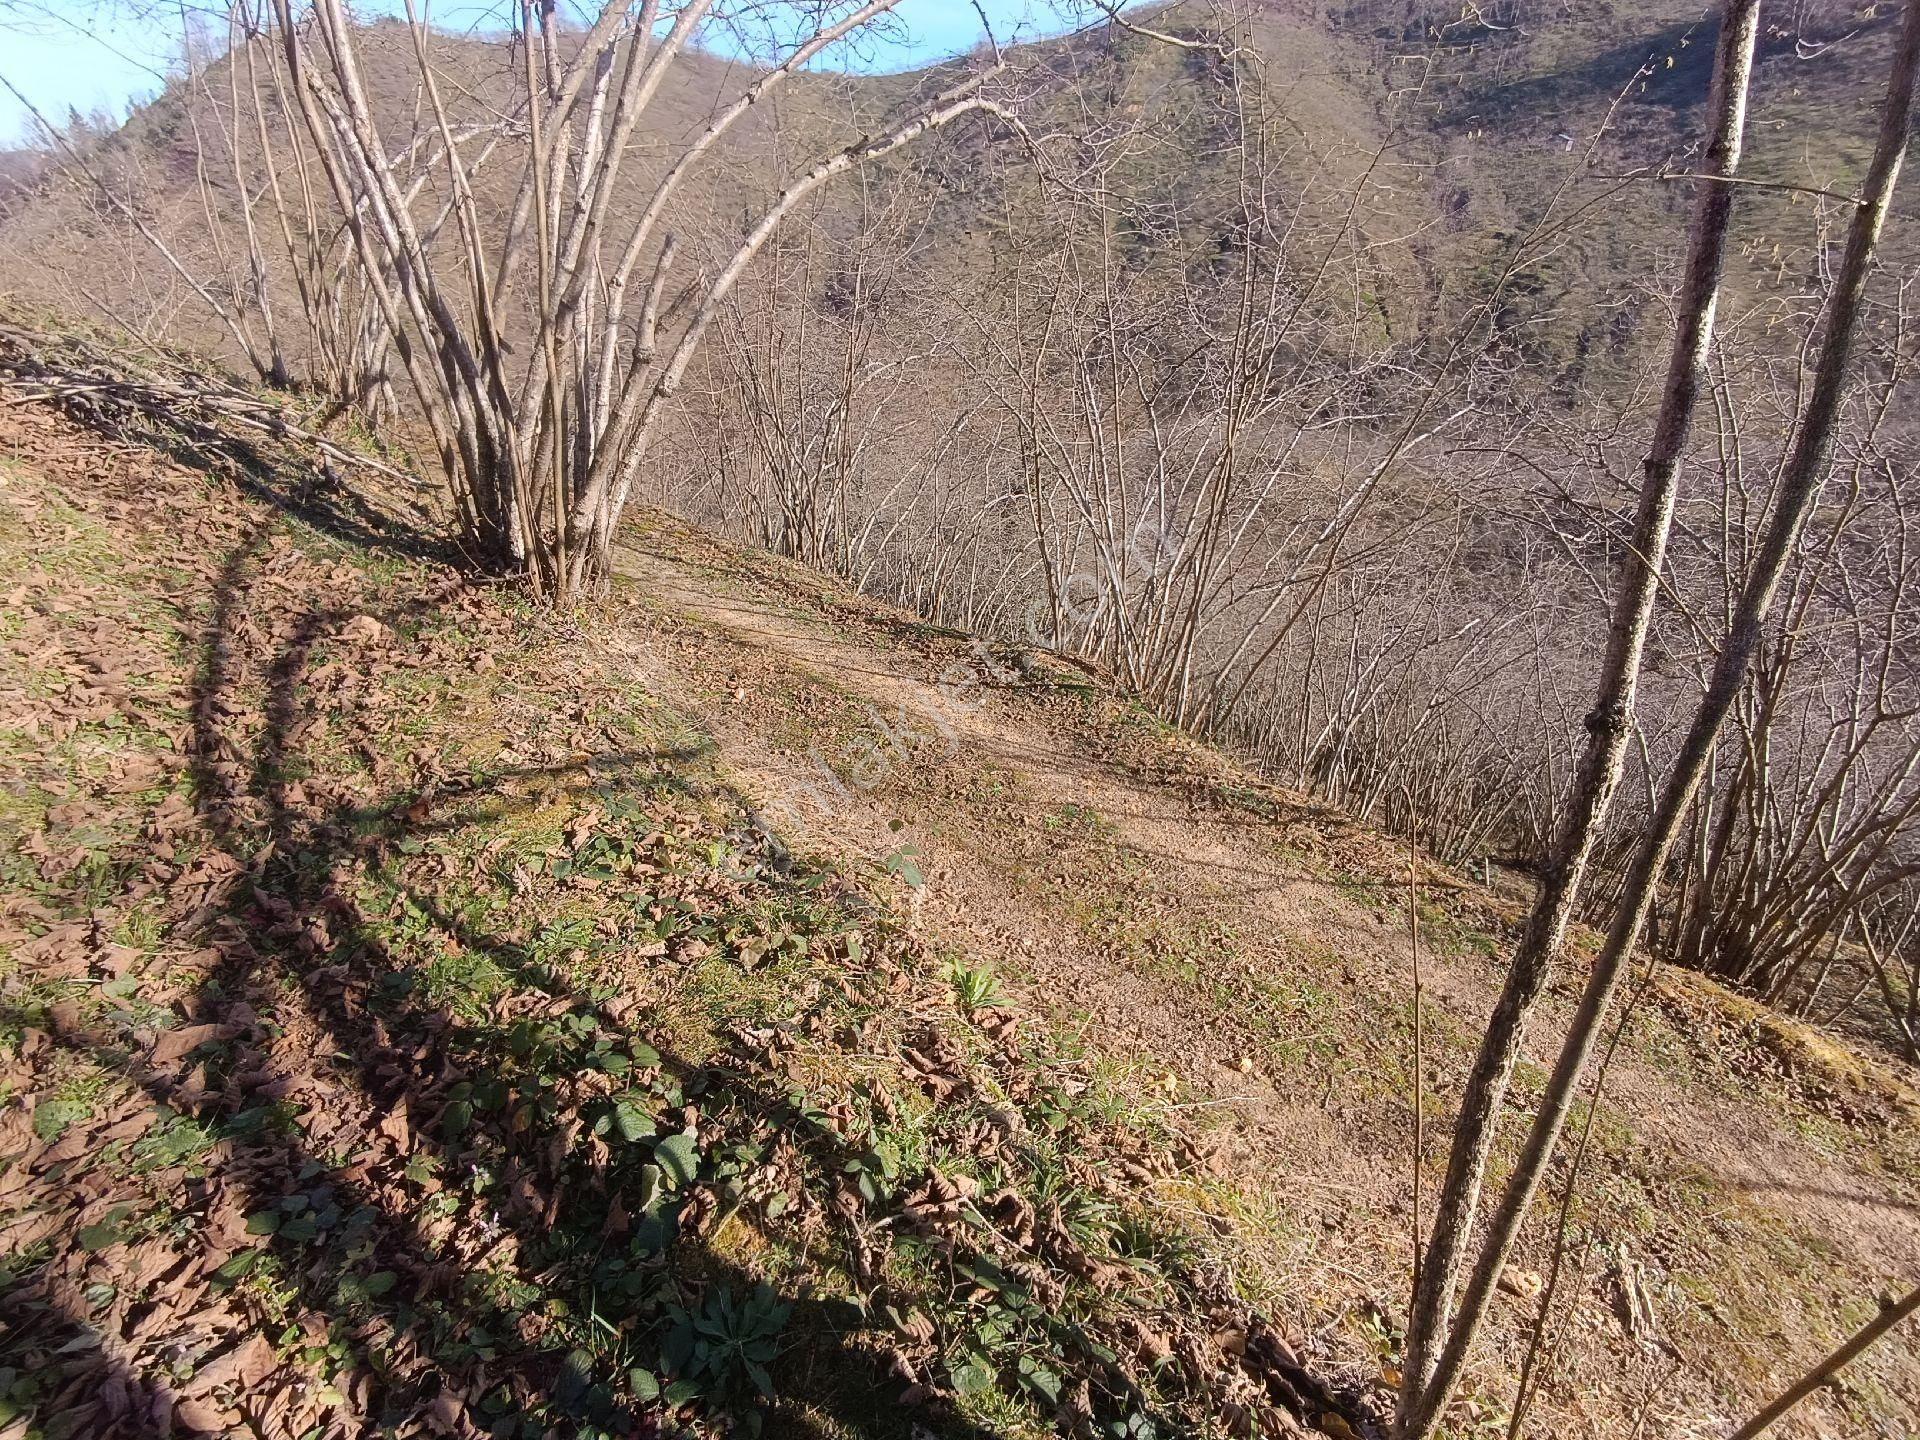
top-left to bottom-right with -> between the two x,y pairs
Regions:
0,352 -> 1915,1439
4,0 -> 1911,388
611,513 -> 1920,1439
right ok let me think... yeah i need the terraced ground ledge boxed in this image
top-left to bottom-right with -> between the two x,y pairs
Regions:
0,384 -> 1914,1440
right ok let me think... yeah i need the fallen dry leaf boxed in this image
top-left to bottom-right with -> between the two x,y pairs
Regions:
150,1022 -> 241,1065
1498,1268 -> 1545,1302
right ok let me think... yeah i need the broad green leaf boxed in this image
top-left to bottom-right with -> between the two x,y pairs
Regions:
31,1099 -> 88,1144
950,1356 -> 995,1396
662,1379 -> 700,1408
78,1205 -> 133,1252
214,1251 -> 261,1284
654,1131 -> 699,1188
614,1098 -> 656,1144
1018,1357 -> 1062,1404
636,1163 -> 665,1214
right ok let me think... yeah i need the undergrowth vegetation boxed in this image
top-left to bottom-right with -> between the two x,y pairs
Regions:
0,367 -> 1400,1439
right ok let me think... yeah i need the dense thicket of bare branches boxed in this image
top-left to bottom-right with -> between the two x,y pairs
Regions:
662,14 -> 1920,1427
2,0 -> 1022,595
657,4 -> 1920,1087
5,0 -> 1920,1431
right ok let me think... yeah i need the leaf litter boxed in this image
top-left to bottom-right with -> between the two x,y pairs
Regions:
0,365 -> 1383,1437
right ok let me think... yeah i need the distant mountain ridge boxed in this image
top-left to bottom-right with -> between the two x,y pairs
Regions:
0,0 -> 1906,394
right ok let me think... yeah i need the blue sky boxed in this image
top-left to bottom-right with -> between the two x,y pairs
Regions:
0,1 -> 1122,145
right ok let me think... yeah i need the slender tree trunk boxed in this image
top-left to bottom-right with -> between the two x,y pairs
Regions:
1401,4 -> 1920,1432
1728,1285 -> 1920,1439
1397,2 -> 1763,1425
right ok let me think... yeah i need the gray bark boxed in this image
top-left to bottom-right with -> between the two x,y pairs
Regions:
1401,2 -> 1920,1431
1397,2 -> 1764,1427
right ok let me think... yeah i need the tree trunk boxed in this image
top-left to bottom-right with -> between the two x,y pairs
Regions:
1397,1 -> 1764,1425
1401,3 -> 1920,1431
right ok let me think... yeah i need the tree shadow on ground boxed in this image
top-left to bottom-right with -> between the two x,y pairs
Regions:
4,500 -> 1027,1437
0,376 -> 1383,1440
0,385 -> 1136,1440
0,333 -> 460,570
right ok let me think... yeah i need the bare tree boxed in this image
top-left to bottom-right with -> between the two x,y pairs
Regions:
253,0 -> 1019,596
1398,6 -> 1766,1410
703,175 -> 988,586
1399,2 -> 1920,1432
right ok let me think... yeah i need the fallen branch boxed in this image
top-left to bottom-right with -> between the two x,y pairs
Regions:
1729,1285 -> 1920,1439
0,321 -> 422,486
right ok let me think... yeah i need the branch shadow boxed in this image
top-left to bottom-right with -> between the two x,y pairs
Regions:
0,379 -> 1372,1440
2,518 -> 1018,1438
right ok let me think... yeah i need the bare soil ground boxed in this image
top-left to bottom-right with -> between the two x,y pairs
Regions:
611,512 -> 1920,1440
0,377 -> 1915,1440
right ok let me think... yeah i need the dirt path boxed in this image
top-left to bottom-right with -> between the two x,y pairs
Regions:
614,520 -> 1920,1440
9,367 -> 1911,1439
612,540 -> 1364,1136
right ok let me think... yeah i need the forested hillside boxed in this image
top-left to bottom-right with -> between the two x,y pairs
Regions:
1,2 -> 1918,1437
